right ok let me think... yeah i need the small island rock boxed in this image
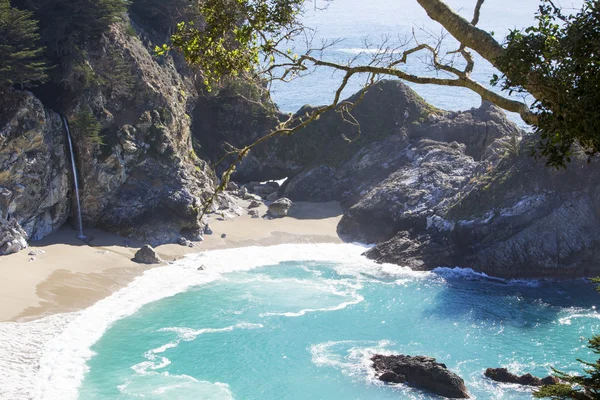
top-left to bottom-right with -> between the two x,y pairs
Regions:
484,368 -> 559,386
371,354 -> 469,398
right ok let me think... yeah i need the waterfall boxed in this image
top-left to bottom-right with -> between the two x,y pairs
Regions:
61,116 -> 86,240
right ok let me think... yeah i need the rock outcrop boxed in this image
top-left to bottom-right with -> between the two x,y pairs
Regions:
0,89 -> 70,241
371,354 -> 469,398
0,218 -> 29,255
364,143 -> 600,279
484,368 -> 559,386
0,13 -> 240,250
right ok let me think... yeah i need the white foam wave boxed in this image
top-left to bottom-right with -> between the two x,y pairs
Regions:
309,340 -> 395,383
159,322 -> 263,341
260,294 -> 364,317
1,242 -> 399,400
433,267 -> 541,286
558,310 -> 600,325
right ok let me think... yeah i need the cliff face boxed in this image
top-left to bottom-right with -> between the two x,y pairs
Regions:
0,90 -> 69,241
0,15 -> 231,247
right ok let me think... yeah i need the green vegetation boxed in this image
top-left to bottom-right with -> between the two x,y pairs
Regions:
70,108 -> 104,147
495,0 -> 600,168
160,0 -> 304,89
0,0 -> 48,88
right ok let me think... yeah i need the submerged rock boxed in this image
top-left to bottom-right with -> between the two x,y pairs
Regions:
484,368 -> 559,386
371,354 -> 469,398
134,245 -> 162,264
268,198 -> 292,218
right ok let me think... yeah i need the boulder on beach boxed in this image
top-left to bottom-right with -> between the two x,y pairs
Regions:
484,368 -> 559,386
248,200 -> 261,209
134,245 -> 162,264
371,354 -> 469,398
267,198 -> 292,218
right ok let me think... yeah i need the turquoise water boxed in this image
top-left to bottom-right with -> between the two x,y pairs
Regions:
78,253 -> 600,399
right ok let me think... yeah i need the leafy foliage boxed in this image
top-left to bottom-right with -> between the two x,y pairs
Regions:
535,277 -> 600,399
0,0 -> 48,87
160,0 -> 305,89
495,0 -> 600,168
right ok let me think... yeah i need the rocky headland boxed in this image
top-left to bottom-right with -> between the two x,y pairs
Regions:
1,5 -> 599,282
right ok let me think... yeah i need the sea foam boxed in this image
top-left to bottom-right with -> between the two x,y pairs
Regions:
1,242 -> 409,400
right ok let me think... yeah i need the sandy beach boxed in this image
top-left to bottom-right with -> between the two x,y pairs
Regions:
0,201 -> 343,322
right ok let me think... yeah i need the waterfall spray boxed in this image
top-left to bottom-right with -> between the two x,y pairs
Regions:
61,116 -> 87,241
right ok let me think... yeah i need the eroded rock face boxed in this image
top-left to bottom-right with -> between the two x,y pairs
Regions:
0,89 -> 70,242
337,139 -> 477,244
365,144 -> 600,279
371,354 -> 469,398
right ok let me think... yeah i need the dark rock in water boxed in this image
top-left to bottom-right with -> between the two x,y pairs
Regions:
134,245 -> 162,264
0,218 -> 28,255
371,354 -> 469,398
197,265 -> 205,271
248,200 -> 261,209
268,198 -> 292,218
204,225 -> 213,235
484,368 -> 559,387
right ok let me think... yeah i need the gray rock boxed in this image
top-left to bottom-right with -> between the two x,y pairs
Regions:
221,233 -> 227,238
226,181 -> 239,191
177,237 -> 194,247
28,249 -> 45,256
134,245 -> 162,264
204,224 -> 213,235
0,218 -> 28,255
365,143 -> 600,279
248,200 -> 261,209
266,192 -> 278,202
0,90 -> 70,241
268,198 -> 292,218
372,354 -> 469,398
244,192 -> 262,201
248,209 -> 259,216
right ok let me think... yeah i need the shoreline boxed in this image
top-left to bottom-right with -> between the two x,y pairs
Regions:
0,201 -> 343,322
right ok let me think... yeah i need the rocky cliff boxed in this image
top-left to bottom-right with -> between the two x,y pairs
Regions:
220,80 -> 599,279
0,12 -> 235,250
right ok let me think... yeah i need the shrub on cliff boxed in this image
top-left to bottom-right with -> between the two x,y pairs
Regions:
0,0 -> 48,88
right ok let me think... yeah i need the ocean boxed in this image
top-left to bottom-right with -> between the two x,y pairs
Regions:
1,2 -> 595,399
270,0 -> 583,128
7,244 -> 598,399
